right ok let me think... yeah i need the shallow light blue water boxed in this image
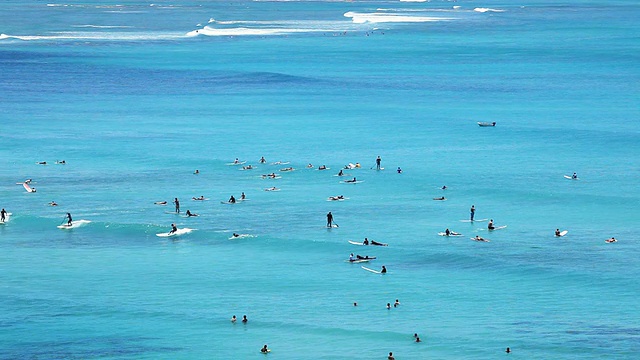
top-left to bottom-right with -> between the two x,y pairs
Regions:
1,1 -> 639,359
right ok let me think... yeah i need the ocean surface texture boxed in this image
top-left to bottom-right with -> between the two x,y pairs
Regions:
1,0 -> 639,359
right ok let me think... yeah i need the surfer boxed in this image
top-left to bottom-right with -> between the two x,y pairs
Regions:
307,163 -> 313,168
173,198 -> 180,213
381,265 -> 387,274
442,185 -> 447,190
326,212 -> 334,227
337,169 -> 344,176
345,177 -> 357,183
231,315 -> 237,322
265,187 -> 278,191
229,195 -> 236,204
387,303 -> 391,309
49,201 -> 58,206
371,239 -> 387,246
24,179 -> 32,184
318,165 -> 327,170
416,336 -> 421,343
388,352 -> 395,360
0,208 -> 6,222
555,229 -> 561,236
65,213 -> 72,226
169,223 -> 177,234
243,165 -> 253,170
506,347 -> 511,353
56,160 -> 66,164
194,169 -> 199,174
155,201 -> 167,205
185,210 -> 198,217
260,345 -> 269,353
232,233 -> 240,238
363,238 -> 369,245
241,192 -> 246,200
488,219 -> 495,230
606,237 -> 617,243
38,161 -> 47,165
234,158 -> 240,164
572,172 -> 578,179
242,315 -> 248,323
192,196 -> 205,201
394,299 -> 400,307
376,156 -> 381,170
474,235 -> 487,242
433,196 -> 446,200
397,167 -> 402,173
349,253 -> 355,261
260,156 -> 266,164
470,205 -> 475,221
445,228 -> 451,236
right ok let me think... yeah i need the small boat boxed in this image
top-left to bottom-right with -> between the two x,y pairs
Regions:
478,122 -> 496,127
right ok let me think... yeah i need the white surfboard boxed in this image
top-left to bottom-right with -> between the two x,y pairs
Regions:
229,234 -> 254,240
348,240 -> 365,246
57,220 -> 91,229
327,224 -> 339,228
316,167 -> 330,171
556,230 -> 568,237
470,237 -> 490,242
264,188 -> 280,192
341,180 -> 364,184
156,228 -> 194,237
564,175 -> 579,180
485,225 -> 507,231
23,183 -> 36,193
227,161 -> 246,165
361,266 -> 382,274
460,219 -> 488,223
327,197 -> 349,201
438,232 -> 463,236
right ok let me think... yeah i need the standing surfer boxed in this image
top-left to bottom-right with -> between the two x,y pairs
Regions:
65,212 -> 73,226
174,198 -> 180,213
327,211 -> 334,227
376,156 -> 381,170
470,205 -> 475,221
1,208 -> 7,223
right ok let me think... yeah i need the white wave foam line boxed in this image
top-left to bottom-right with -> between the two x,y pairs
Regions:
186,26 -> 328,37
0,32 -> 186,41
474,8 -> 505,13
344,11 -> 453,24
71,25 -> 133,29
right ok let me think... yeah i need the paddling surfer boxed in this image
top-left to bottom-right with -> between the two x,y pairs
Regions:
186,210 -> 198,217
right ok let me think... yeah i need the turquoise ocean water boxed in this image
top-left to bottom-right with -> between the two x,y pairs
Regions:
1,1 -> 639,359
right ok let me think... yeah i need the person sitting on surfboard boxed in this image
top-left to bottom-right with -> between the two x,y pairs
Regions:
338,169 -> 344,176
260,157 -> 266,164
445,229 -> 451,236
260,345 -> 269,353
572,172 -> 578,179
488,219 -> 495,230
381,266 -> 387,274
363,238 -> 369,245
169,223 -> 177,234
241,192 -> 246,200
229,195 -> 236,204
397,167 -> 402,173
349,253 -> 355,261
66,213 -> 72,226
555,229 -> 561,236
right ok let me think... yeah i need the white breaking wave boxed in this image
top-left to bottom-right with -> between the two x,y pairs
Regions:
344,11 -> 454,24
474,8 -> 505,13
186,26 -> 329,37
0,32 -> 187,42
71,25 -> 133,29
